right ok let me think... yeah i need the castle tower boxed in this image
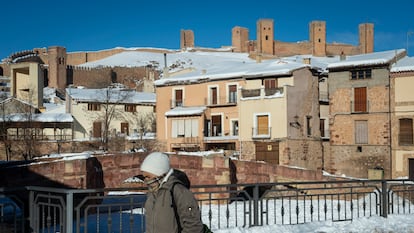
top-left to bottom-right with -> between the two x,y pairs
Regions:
180,29 -> 195,49
359,23 -> 374,53
232,26 -> 249,52
256,19 -> 274,55
48,46 -> 67,90
309,21 -> 326,56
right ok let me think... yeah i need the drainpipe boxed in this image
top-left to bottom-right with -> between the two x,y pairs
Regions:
388,68 -> 392,179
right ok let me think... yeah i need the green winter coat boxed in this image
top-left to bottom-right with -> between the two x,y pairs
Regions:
144,169 -> 204,233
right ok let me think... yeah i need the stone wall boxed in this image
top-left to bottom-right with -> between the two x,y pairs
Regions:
0,152 -> 325,189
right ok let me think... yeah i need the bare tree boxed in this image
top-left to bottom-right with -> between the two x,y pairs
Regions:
89,86 -> 133,151
131,111 -> 156,150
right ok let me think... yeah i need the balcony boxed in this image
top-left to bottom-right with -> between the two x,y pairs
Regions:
170,99 -> 185,108
205,96 -> 237,107
241,87 -> 284,99
351,100 -> 370,113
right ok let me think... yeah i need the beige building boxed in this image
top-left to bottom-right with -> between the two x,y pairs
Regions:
155,57 -> 323,170
390,57 -> 414,179
67,87 -> 156,140
326,49 -> 407,178
238,65 -> 322,169
10,62 -> 44,111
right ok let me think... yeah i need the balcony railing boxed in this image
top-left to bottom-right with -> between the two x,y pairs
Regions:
351,100 -> 370,113
204,96 -> 237,106
241,87 -> 284,98
170,99 -> 185,108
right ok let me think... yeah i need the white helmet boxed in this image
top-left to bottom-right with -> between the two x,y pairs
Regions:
140,152 -> 170,176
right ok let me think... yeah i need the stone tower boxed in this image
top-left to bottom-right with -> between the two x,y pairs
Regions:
48,46 -> 67,90
180,29 -> 195,49
257,19 -> 274,55
359,23 -> 374,53
232,26 -> 249,52
310,21 -> 326,57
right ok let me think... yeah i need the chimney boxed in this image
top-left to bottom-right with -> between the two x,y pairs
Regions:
256,54 -> 262,63
303,57 -> 311,64
340,52 -> 346,61
163,53 -> 169,77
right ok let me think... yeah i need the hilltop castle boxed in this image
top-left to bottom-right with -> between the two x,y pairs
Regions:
0,19 -> 374,93
182,19 -> 373,57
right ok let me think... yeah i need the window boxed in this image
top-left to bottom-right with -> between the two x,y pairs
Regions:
264,79 -> 277,96
231,120 -> 239,136
211,115 -> 222,136
171,119 -> 198,138
351,69 -> 372,80
228,85 -> 237,103
355,120 -> 368,144
121,122 -> 129,135
256,115 -> 269,136
88,103 -> 101,111
306,116 -> 312,136
354,87 -> 367,112
320,119 -> 326,138
399,118 -> 413,145
124,104 -> 136,112
210,87 -> 218,105
174,89 -> 183,107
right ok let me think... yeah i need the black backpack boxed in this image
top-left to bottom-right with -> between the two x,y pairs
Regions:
172,169 -> 191,188
170,169 -> 213,233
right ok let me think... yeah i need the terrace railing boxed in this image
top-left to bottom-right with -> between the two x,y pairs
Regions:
1,179 -> 414,233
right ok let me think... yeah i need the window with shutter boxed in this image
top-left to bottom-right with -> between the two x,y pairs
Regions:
355,120 -> 368,144
354,87 -> 367,112
228,85 -> 237,103
175,89 -> 183,107
399,118 -> 413,145
257,115 -> 269,135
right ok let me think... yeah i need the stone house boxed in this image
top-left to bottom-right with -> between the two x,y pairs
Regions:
326,49 -> 407,178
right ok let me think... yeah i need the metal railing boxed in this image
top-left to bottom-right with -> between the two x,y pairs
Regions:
1,179 -> 414,233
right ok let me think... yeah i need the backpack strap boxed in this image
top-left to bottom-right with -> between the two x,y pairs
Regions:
170,182 -> 183,233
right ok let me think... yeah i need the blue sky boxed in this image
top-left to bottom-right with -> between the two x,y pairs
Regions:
1,0 -> 413,60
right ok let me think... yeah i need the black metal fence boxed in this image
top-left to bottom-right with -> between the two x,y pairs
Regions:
1,179 -> 414,233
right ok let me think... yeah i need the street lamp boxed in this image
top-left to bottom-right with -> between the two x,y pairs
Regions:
406,31 -> 414,55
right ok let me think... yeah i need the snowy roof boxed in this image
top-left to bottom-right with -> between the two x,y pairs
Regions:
327,49 -> 406,70
67,87 -> 156,105
0,113 -> 73,122
155,59 -> 308,86
165,106 -> 206,117
391,56 -> 414,72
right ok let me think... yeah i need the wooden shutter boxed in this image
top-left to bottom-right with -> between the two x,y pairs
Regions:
93,121 -> 102,138
400,118 -> 413,145
257,115 -> 269,135
264,79 -> 277,89
211,87 -> 217,105
354,87 -> 367,112
175,89 -> 183,106
320,119 -> 325,137
355,120 -> 368,144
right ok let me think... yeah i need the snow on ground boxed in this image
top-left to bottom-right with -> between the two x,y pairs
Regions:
213,215 -> 414,233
